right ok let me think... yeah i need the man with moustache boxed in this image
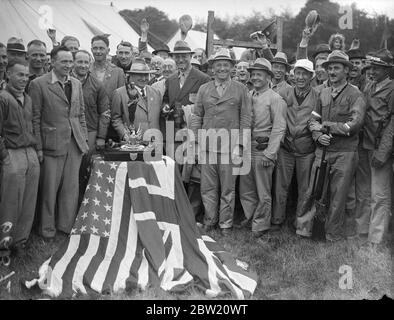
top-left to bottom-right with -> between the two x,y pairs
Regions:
149,55 -> 165,85
0,59 -> 40,266
239,58 -> 287,237
29,46 -> 89,239
297,51 -> 366,241
271,52 -> 292,97
72,50 -> 110,190
355,49 -> 394,246
26,40 -> 47,91
0,43 -> 8,91
272,59 -> 318,230
191,48 -> 252,236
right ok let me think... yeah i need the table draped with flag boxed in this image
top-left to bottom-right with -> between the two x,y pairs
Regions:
29,156 -> 257,299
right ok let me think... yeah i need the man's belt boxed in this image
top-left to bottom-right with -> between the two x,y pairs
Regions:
255,136 -> 269,151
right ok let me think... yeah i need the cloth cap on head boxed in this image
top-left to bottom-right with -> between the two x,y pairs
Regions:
152,44 -> 170,55
312,43 -> 331,60
169,40 -> 195,54
208,47 -> 235,65
322,50 -> 353,69
294,59 -> 315,78
366,49 -> 394,68
126,58 -> 156,74
271,51 -> 290,70
247,58 -> 274,77
347,49 -> 365,60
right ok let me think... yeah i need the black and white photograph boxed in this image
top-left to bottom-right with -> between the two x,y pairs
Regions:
0,0 -> 393,305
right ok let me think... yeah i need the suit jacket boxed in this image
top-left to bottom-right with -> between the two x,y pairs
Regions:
29,73 -> 89,156
190,80 -> 252,154
90,62 -> 125,103
111,85 -> 162,139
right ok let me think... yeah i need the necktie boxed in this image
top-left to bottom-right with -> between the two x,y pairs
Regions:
141,88 -> 146,98
179,73 -> 185,88
64,80 -> 72,104
217,84 -> 224,97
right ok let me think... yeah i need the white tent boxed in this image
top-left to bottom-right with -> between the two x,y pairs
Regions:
0,0 -> 153,54
166,29 -> 244,60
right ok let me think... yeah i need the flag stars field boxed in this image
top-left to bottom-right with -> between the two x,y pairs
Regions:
105,189 -> 112,198
93,198 -> 100,206
94,183 -> 102,192
106,176 -> 114,184
82,198 -> 89,206
96,169 -> 103,178
104,204 -> 112,212
103,217 -> 111,225
92,212 -> 99,220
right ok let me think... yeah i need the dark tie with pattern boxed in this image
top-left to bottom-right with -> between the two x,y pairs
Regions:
64,80 -> 72,104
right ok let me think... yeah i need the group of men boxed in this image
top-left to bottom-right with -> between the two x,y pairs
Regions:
0,21 -> 393,271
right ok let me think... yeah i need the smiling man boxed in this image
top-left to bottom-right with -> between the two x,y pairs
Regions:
114,41 -> 134,73
297,51 -> 366,241
0,59 -> 40,265
271,52 -> 292,96
190,48 -> 252,236
111,58 -> 162,141
272,59 -> 318,230
238,58 -> 286,238
347,48 -> 367,91
29,46 -> 89,239
26,40 -> 47,91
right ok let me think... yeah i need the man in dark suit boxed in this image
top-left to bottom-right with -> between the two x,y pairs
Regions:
161,40 -> 211,158
29,46 -> 89,239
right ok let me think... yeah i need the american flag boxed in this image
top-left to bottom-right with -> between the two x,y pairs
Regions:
29,156 -> 257,299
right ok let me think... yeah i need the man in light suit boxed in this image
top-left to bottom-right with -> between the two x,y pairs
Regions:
161,40 -> 211,156
29,46 -> 89,239
190,48 -> 252,236
111,58 -> 162,141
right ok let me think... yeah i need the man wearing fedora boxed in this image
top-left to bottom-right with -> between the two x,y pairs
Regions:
355,49 -> 394,246
272,59 -> 318,230
297,50 -> 366,241
161,40 -> 210,155
271,52 -> 292,97
0,43 -> 8,91
29,46 -> 89,239
152,44 -> 171,60
239,58 -> 286,237
111,58 -> 162,142
190,48 -> 251,236
6,38 -> 26,62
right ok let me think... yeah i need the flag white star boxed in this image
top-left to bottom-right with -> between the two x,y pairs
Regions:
91,226 -> 98,234
71,228 -> 77,234
106,176 -> 114,184
105,189 -> 112,198
80,225 -> 87,232
103,217 -> 111,225
82,212 -> 88,219
104,204 -> 112,212
110,163 -> 117,170
94,183 -> 101,192
82,198 -> 89,206
86,184 -> 90,190
92,211 -> 99,220
103,231 -> 110,237
93,197 -> 100,206
96,169 -> 103,178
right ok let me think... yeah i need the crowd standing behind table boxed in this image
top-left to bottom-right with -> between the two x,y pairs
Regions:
0,13 -> 393,277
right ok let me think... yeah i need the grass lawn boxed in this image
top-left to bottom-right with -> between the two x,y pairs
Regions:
1,223 -> 392,300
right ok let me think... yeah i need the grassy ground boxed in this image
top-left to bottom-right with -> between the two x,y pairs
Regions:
0,223 -> 392,300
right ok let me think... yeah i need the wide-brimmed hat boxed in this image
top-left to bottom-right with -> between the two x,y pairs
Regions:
208,47 -> 235,65
312,43 -> 331,60
347,48 -> 365,60
126,58 -> 156,74
152,44 -> 170,55
294,59 -> 315,78
169,40 -> 195,55
366,49 -> 394,68
322,50 -> 353,69
6,42 -> 26,53
247,58 -> 274,77
271,52 -> 291,70
191,57 -> 201,66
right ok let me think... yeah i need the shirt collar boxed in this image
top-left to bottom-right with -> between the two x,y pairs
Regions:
179,65 -> 192,78
51,70 -> 70,86
135,85 -> 146,96
252,84 -> 270,96
214,78 -> 231,89
331,81 -> 347,94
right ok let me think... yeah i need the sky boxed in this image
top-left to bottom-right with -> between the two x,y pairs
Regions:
88,0 -> 394,20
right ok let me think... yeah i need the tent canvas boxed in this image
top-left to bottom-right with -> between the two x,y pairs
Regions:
0,0 -> 153,54
166,29 -> 244,60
